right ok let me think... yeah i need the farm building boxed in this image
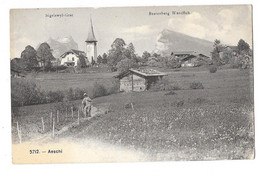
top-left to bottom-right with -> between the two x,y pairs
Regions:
60,49 -> 89,67
115,68 -> 167,92
11,69 -> 26,78
173,51 -> 211,67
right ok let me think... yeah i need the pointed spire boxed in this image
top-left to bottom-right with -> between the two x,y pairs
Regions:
85,16 -> 97,42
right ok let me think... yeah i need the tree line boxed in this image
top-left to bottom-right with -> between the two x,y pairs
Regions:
11,43 -> 55,72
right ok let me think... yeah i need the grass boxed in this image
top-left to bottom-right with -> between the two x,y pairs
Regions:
11,68 -> 254,161
17,71 -> 116,91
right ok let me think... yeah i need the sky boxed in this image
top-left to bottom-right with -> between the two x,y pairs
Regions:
10,5 -> 252,58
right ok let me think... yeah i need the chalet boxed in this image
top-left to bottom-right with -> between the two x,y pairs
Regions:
115,68 -> 167,92
11,69 -> 26,78
60,49 -> 89,67
173,51 -> 210,67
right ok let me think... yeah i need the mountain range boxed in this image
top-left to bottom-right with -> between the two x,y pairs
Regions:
153,29 -> 213,57
46,36 -> 78,59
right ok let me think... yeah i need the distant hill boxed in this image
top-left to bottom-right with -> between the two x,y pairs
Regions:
153,29 -> 213,57
45,36 -> 79,59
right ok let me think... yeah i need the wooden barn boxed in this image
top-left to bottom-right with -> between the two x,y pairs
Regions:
115,68 -> 167,92
173,51 -> 210,67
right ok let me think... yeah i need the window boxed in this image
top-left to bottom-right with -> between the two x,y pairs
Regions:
72,57 -> 74,61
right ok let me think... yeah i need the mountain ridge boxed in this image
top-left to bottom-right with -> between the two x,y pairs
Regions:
153,29 -> 213,57
45,36 -> 79,59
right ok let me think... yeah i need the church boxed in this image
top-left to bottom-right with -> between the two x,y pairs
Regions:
60,18 -> 98,66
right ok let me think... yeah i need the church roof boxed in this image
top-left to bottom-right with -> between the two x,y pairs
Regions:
85,18 -> 97,42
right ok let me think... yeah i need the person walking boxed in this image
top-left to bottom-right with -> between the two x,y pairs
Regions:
82,93 -> 92,117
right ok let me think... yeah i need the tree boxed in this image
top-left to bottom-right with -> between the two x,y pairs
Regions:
107,38 -> 127,67
141,51 -> 151,62
77,54 -> 87,68
152,53 -> 160,58
102,53 -> 108,64
91,57 -> 96,66
20,45 -> 38,71
211,39 -> 223,66
97,55 -> 103,64
125,43 -> 136,59
164,56 -> 181,69
237,39 -> 250,53
116,58 -> 139,73
37,43 -> 55,71
11,58 -> 24,71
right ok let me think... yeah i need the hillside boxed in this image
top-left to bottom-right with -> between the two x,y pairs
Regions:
153,29 -> 213,57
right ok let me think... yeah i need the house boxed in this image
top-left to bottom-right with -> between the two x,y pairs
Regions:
11,69 -> 26,78
173,51 -> 211,67
60,49 -> 89,67
115,68 -> 167,92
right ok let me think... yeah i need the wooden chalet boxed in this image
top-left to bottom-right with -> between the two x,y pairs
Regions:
173,51 -> 210,67
115,68 -> 167,92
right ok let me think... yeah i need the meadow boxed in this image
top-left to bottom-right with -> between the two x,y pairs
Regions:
11,67 -> 254,160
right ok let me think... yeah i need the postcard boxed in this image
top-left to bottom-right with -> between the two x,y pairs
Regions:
10,5 -> 254,163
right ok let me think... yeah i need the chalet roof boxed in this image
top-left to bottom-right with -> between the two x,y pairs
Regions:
180,53 -> 210,62
60,49 -> 85,58
85,18 -> 97,42
115,68 -> 167,79
174,51 -> 197,56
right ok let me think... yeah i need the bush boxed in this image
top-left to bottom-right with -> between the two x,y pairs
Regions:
190,82 -> 204,89
209,66 -> 217,73
11,80 -> 44,106
90,82 -> 108,98
150,77 -> 181,91
11,79 -> 118,108
46,90 -> 64,103
108,78 -> 120,94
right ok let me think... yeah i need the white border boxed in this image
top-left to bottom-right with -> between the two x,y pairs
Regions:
1,0 -> 259,173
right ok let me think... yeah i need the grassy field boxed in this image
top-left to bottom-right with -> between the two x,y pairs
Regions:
18,71 -> 117,91
11,67 -> 254,161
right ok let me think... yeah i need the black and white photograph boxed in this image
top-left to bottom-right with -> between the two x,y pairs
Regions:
9,5 -> 254,163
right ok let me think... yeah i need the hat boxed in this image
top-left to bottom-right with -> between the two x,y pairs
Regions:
83,93 -> 88,96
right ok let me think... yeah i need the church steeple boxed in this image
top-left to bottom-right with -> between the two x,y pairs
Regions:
85,16 -> 98,64
85,17 -> 97,43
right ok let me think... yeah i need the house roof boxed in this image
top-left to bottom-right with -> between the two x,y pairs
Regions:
174,51 -> 197,56
115,68 -> 167,79
180,54 -> 209,62
60,49 -> 85,58
85,18 -> 97,42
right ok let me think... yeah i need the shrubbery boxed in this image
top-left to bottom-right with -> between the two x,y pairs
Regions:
11,79 -> 119,107
90,83 -> 108,98
190,82 -> 204,89
150,77 -> 181,91
209,66 -> 217,73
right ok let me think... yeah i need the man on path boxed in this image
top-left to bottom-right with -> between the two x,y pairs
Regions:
82,93 -> 92,117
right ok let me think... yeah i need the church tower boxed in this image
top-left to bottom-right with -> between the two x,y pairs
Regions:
85,17 -> 97,64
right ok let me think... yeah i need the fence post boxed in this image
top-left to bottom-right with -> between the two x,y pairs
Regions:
41,117 -> 45,132
16,121 -> 21,144
78,109 -> 80,125
50,112 -> 53,128
52,117 -> 55,137
71,107 -> 74,118
131,103 -> 134,111
57,110 -> 59,123
19,126 -> 22,144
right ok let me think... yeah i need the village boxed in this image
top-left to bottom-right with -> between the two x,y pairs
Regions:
11,13 -> 254,162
